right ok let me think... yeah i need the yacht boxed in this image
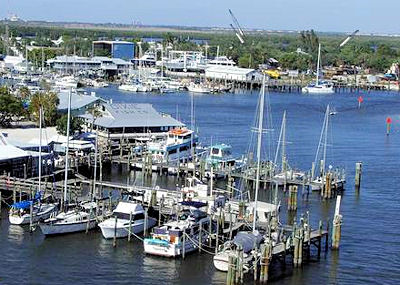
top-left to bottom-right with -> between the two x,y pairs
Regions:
147,128 -> 197,164
98,200 -> 156,239
144,207 -> 210,257
205,144 -> 243,175
207,56 -> 236,67
39,201 -> 97,236
119,83 -> 138,92
9,196 -> 57,225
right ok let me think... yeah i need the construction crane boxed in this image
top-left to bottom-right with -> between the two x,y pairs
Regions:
228,9 -> 245,44
339,29 -> 359,47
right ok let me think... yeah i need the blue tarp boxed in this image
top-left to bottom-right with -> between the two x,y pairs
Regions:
11,200 -> 33,209
11,192 -> 41,209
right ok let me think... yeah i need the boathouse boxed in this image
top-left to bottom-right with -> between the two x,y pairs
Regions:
57,91 -> 106,116
205,65 -> 257,82
79,103 -> 184,142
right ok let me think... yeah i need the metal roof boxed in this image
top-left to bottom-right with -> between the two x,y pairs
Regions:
57,92 -> 104,112
80,103 -> 184,129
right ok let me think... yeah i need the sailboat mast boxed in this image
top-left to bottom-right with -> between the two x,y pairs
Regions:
281,111 -> 286,173
313,105 -> 328,180
252,75 -> 266,232
316,43 -> 321,86
92,128 -> 98,200
38,106 -> 42,194
322,105 -> 329,176
62,89 -> 72,208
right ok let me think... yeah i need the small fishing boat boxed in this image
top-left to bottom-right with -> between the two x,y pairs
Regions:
9,194 -> 57,225
187,82 -> 211,94
98,199 -> 156,239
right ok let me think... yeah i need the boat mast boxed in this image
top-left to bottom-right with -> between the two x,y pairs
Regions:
92,127 -> 98,201
281,111 -> 286,174
38,106 -> 42,195
252,75 -> 266,232
316,43 -> 321,86
313,105 -> 329,180
322,105 -> 330,176
62,89 -> 72,209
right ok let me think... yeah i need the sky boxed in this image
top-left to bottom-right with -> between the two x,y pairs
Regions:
1,0 -> 399,34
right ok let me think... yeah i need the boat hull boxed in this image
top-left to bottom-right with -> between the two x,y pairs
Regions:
99,218 -> 157,239
39,220 -> 97,236
9,204 -> 58,225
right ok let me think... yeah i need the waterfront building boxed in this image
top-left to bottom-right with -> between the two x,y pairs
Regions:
47,55 -> 132,76
92,41 -> 135,60
205,65 -> 258,82
79,103 -> 184,143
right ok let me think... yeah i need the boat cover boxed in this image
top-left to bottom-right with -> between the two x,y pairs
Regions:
11,192 -> 41,209
180,201 -> 207,208
233,232 -> 263,253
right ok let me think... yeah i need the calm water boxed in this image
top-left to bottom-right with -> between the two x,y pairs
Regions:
1,86 -> 400,284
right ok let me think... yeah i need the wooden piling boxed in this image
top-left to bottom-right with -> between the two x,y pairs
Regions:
355,162 -> 362,190
332,195 -> 342,250
198,222 -> 202,253
182,232 -> 186,259
113,215 -> 117,247
128,211 -> 132,242
260,242 -> 271,283
144,207 -> 148,237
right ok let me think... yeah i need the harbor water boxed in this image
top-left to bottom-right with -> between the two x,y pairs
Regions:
1,87 -> 400,284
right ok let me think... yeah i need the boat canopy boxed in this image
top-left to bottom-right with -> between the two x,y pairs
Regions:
233,232 -> 263,253
179,201 -> 207,208
11,191 -> 41,209
11,200 -> 33,209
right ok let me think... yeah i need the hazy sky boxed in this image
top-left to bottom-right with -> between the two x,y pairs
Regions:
1,0 -> 399,34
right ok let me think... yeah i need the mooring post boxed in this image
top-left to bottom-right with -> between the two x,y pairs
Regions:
86,205 -> 92,234
355,162 -> 362,191
182,232 -> 186,259
238,245 -> 244,283
113,215 -> 117,247
0,191 -> 2,218
318,220 -> 323,258
144,207 -> 148,237
128,211 -> 132,242
332,196 -> 342,250
215,216 -> 220,254
253,245 -> 258,281
198,222 -> 202,253
226,254 -> 233,285
29,201 -> 33,233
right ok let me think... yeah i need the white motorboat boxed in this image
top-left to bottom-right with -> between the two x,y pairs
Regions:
9,200 -> 57,225
187,82 -> 211,94
144,207 -> 210,257
119,84 -> 138,92
98,200 -> 156,239
39,202 -> 97,236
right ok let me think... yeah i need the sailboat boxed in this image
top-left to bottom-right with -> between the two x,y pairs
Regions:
310,105 -> 345,191
9,106 -> 57,225
302,44 -> 334,94
213,76 -> 281,272
39,90 -> 98,236
273,111 -> 304,186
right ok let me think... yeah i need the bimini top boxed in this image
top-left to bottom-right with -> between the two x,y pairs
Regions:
11,192 -> 41,209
